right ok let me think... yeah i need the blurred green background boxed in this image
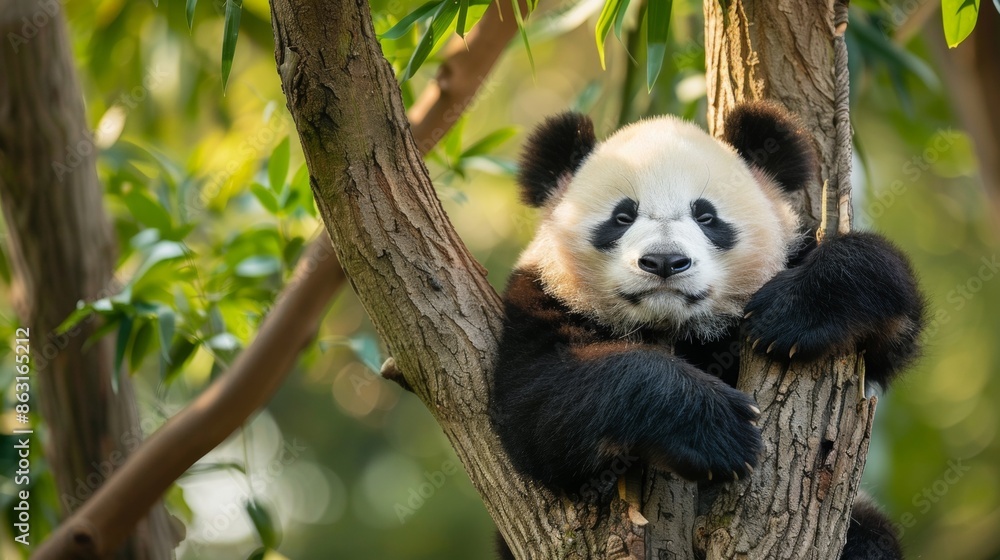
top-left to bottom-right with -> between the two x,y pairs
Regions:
1,0 -> 998,558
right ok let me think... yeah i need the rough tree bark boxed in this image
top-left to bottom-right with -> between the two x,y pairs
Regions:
696,1 -> 873,558
0,1 -> 177,558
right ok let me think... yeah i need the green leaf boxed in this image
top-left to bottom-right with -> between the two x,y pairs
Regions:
511,0 -> 535,73
235,255 -> 281,278
58,304 -> 95,334
645,0 -> 672,92
595,0 -> 626,69
131,241 -> 187,288
247,547 -> 267,560
130,319 -> 154,373
155,306 -> 175,362
268,137 -> 290,191
400,0 -> 460,81
113,316 -> 134,393
349,334 -> 384,373
613,0 -> 631,42
246,498 -> 282,549
942,0 -> 980,48
283,236 -> 306,268
461,127 -> 518,158
186,0 -> 197,30
163,337 -> 198,385
381,0 -> 441,40
123,189 -> 172,232
250,182 -> 280,214
457,0 -> 470,38
444,116 -> 466,161
221,0 -> 243,92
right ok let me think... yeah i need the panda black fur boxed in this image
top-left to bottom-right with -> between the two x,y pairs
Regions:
489,102 -> 925,559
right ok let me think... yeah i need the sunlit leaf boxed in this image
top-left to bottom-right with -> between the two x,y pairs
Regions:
251,182 -> 280,214
942,0 -> 980,48
595,0 -> 626,69
461,127 -> 518,157
222,0 -> 243,91
268,137 -> 290,191
646,0 -> 672,92
131,241 -> 187,288
235,255 -> 281,278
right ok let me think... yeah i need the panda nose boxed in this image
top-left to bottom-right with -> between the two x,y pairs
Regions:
638,253 -> 692,278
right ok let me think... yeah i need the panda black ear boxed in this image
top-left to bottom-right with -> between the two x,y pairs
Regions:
517,112 -> 596,207
723,102 -> 818,192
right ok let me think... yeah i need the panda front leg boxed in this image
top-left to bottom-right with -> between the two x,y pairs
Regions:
491,346 -> 762,490
742,232 -> 926,389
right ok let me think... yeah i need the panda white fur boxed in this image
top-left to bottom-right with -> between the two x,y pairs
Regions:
490,103 -> 924,560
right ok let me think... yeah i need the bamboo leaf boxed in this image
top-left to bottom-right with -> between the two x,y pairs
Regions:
461,127 -> 518,157
381,1 -> 441,40
595,0 -> 626,69
246,499 -> 282,549
646,0 -> 673,92
113,316 -> 134,393
457,0 -> 470,38
400,0 -> 460,81
511,0 -> 535,73
186,0 -> 197,30
942,0 -> 980,48
613,0 -> 631,42
221,0 -> 243,92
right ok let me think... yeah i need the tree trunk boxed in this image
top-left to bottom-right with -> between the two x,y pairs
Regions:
695,1 -> 873,558
0,1 -> 176,557
268,0 -> 875,557
270,0 -> 650,557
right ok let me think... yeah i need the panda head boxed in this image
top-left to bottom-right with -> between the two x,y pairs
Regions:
516,102 -> 818,340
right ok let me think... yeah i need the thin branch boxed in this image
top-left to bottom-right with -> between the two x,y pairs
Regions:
32,6 -> 520,557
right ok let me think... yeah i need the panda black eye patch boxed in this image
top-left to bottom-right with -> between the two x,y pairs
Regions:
692,198 -> 737,250
591,198 -> 638,251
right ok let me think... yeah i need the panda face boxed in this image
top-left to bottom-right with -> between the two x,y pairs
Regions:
519,116 -> 800,340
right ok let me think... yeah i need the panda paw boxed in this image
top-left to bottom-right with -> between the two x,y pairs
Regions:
657,383 -> 763,482
742,268 -> 855,362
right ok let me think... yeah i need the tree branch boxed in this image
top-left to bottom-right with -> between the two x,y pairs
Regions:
32,3 -> 521,557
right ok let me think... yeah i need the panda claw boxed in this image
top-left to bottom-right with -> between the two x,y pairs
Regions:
749,405 -> 761,416
789,343 -> 799,359
744,311 -> 754,319
733,471 -> 740,481
766,341 -> 777,354
752,338 -> 761,351
707,470 -> 713,481
745,462 -> 754,474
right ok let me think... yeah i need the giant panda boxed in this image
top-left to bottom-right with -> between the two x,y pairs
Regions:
489,102 -> 924,559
